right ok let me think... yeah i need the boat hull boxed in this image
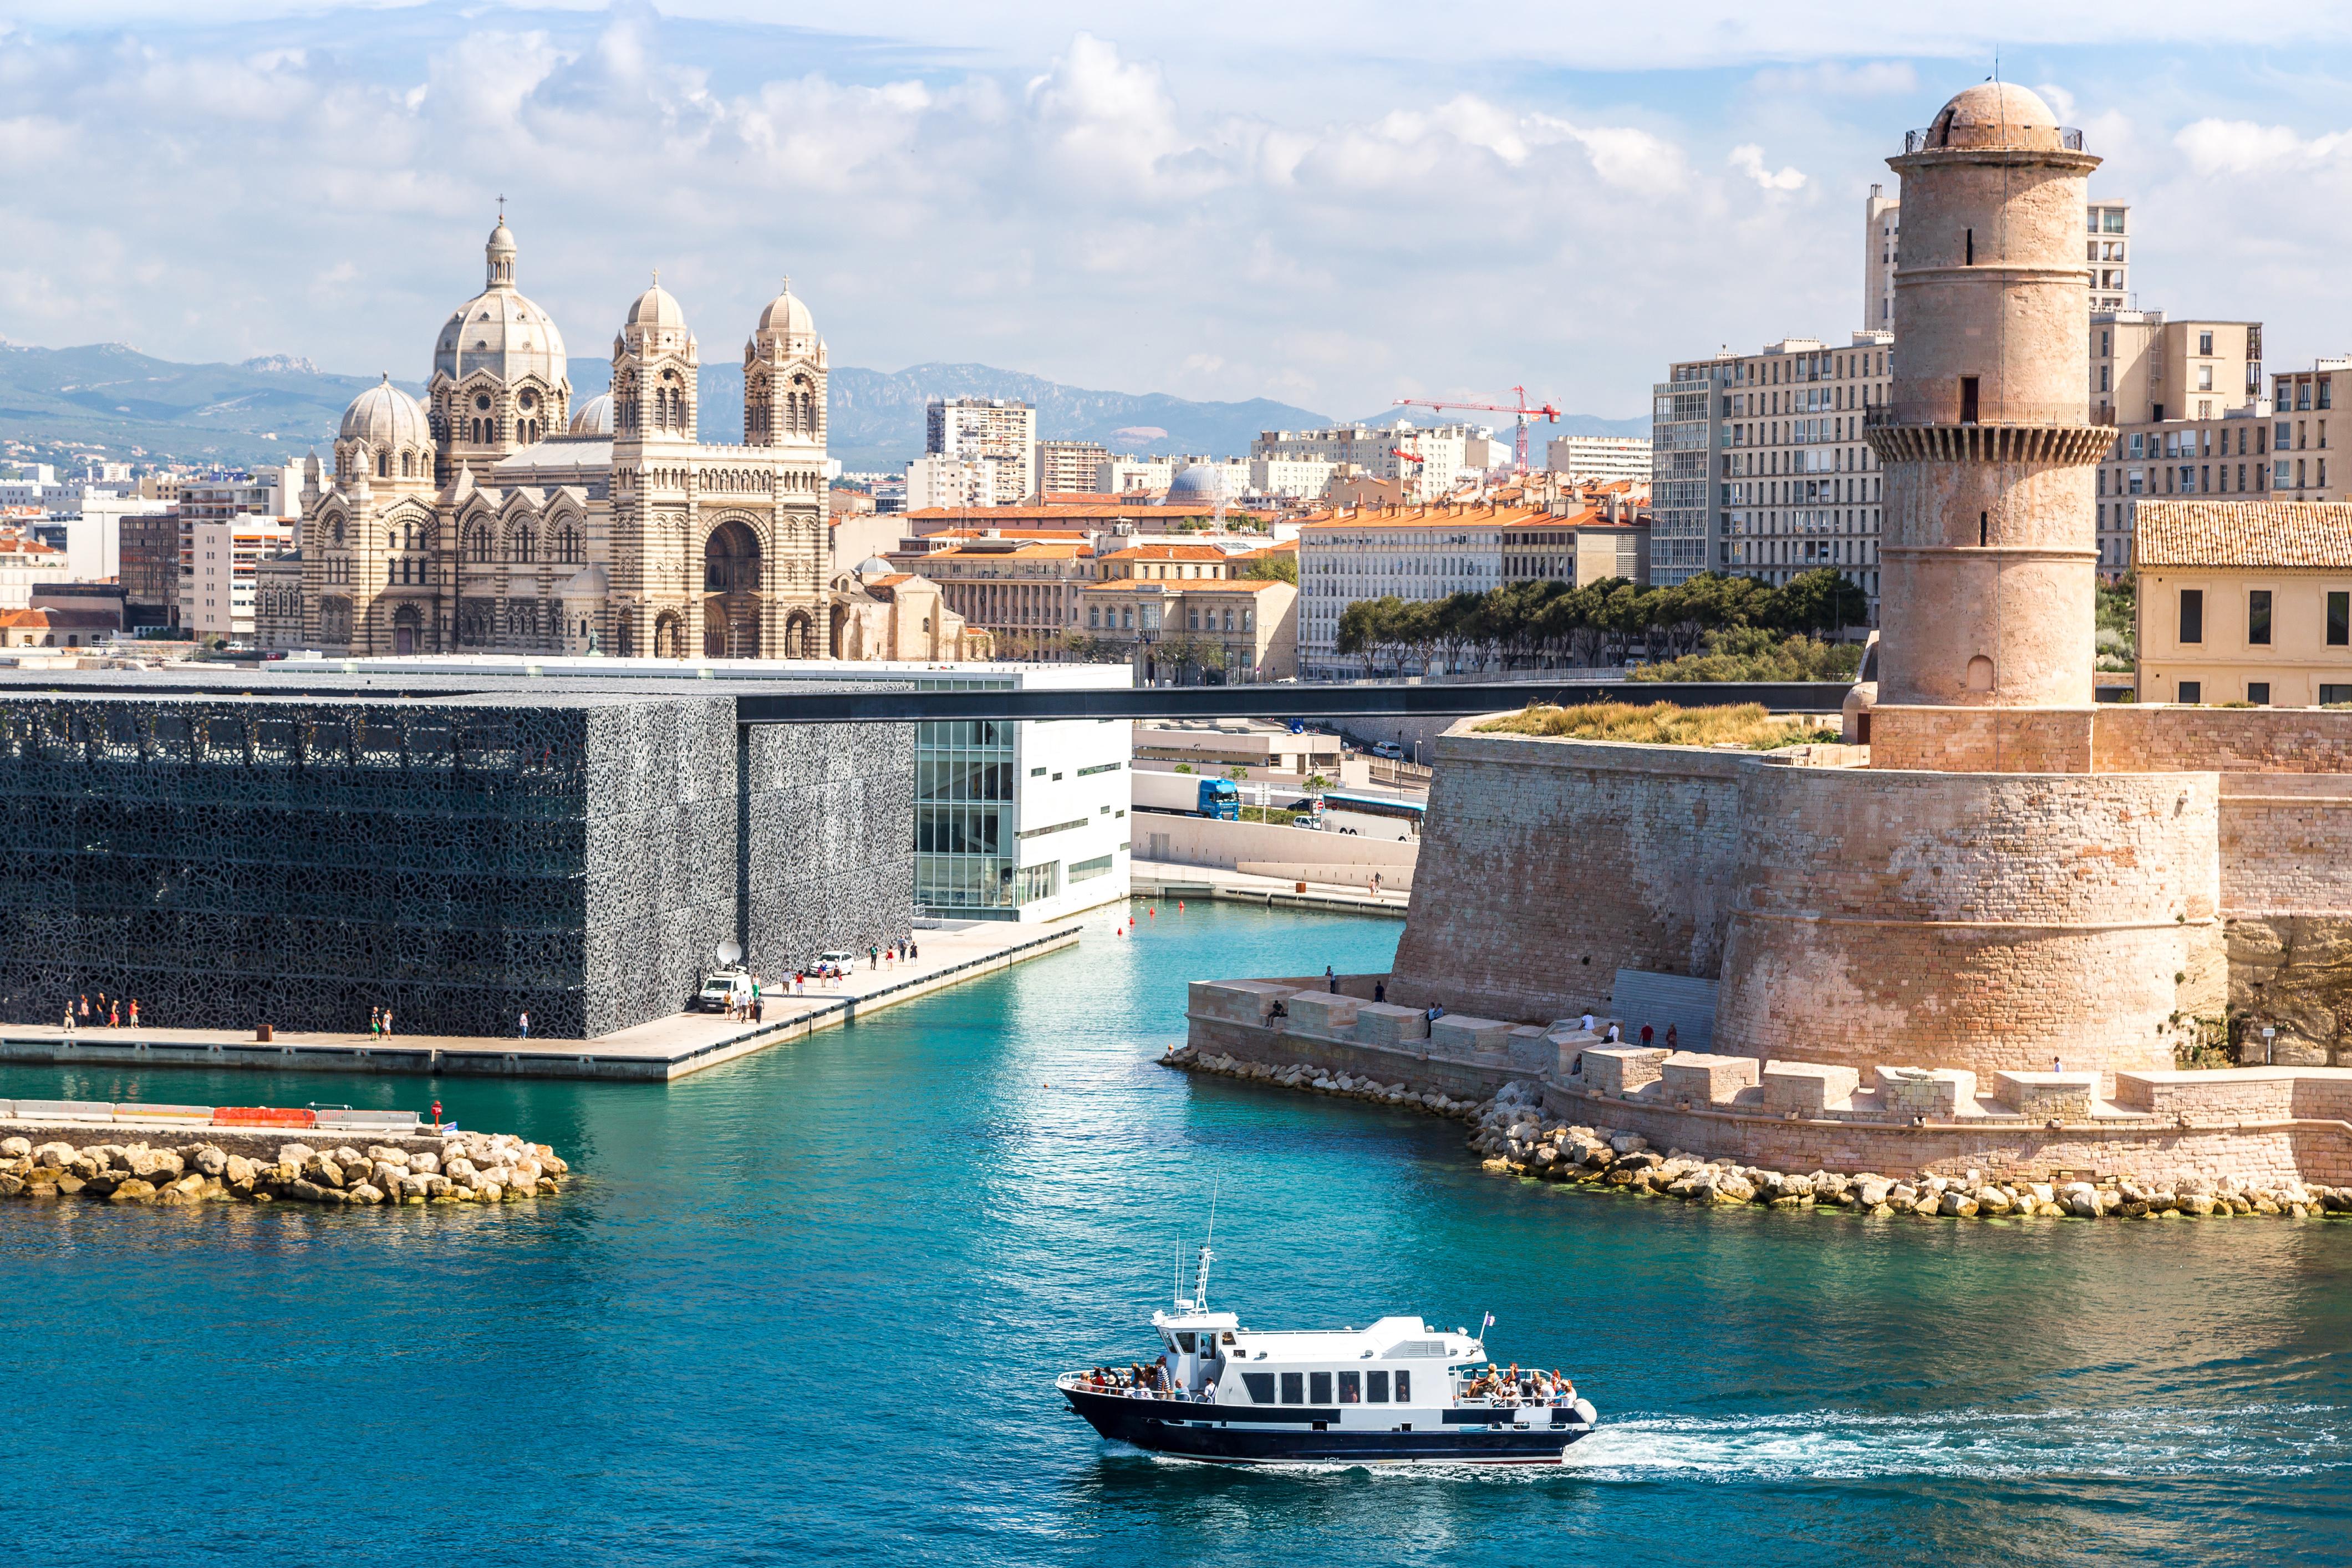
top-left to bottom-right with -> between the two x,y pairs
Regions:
1061,1386 -> 1591,1465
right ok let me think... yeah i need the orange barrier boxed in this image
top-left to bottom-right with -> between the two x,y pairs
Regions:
210,1107 -> 318,1129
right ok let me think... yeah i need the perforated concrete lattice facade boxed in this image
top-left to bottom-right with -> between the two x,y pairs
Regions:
0,684 -> 913,1038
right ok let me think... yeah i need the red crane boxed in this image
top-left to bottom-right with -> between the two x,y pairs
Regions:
1392,385 -> 1562,472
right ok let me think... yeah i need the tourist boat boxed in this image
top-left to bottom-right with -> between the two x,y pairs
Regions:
1057,1244 -> 1598,1465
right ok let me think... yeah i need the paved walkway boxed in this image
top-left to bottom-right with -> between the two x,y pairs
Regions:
1128,858 -> 1409,918
0,922 -> 1082,1082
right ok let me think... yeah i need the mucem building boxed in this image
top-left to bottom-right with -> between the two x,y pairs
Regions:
0,671 -> 913,1038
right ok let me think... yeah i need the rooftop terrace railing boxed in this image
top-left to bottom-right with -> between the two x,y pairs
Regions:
1902,125 -> 2085,154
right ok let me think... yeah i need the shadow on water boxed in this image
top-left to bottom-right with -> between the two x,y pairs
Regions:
2,901 -> 2349,1566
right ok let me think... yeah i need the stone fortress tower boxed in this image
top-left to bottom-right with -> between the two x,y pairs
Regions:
1871,84 -> 2112,710
1384,77 -> 2352,1087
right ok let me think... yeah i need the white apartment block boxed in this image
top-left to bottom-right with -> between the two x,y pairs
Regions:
1544,435 -> 1652,483
926,398 -> 1037,505
2088,201 -> 2132,312
1250,457 -> 1338,498
1295,500 -> 1534,678
1251,423 -> 1491,502
1100,456 -> 1175,493
1656,334 -> 1893,603
1034,440 -> 1109,495
907,453 -> 1005,511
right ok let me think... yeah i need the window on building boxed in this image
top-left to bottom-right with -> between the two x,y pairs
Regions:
2180,588 -> 2205,644
2249,590 -> 2273,645
2330,592 -> 2350,647
2248,682 -> 2272,705
2179,680 -> 2202,703
2200,331 -> 2214,355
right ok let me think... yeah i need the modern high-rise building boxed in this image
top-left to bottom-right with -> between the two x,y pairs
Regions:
1864,184 -> 1900,331
2086,199 -> 2132,311
926,398 -> 1037,505
1033,439 -> 1108,496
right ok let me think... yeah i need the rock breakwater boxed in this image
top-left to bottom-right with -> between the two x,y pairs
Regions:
1166,1046 -> 2352,1221
0,1129 -> 569,1206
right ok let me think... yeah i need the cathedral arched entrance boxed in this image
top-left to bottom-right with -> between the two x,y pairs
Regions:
703,518 -> 763,659
785,609 -> 812,659
829,603 -> 848,660
392,603 -> 422,655
615,609 -> 635,658
654,611 -> 684,658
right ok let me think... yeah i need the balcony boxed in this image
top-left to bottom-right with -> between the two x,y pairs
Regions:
1865,401 -> 2095,429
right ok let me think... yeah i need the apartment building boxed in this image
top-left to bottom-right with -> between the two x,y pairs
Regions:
2264,363 -> 2352,502
2096,413 -> 2271,574
119,511 -> 182,627
1100,455 -> 1174,494
1251,423 -> 1494,503
2087,200 -> 2132,312
1501,509 -> 1651,587
1095,543 -> 1247,583
1033,440 -> 1108,496
925,398 -> 1037,504
182,515 -> 293,640
1656,332 -> 1893,603
906,453 -> 1002,511
2091,314 -> 2259,428
1544,435 -> 1652,483
1295,499 -> 1539,677
1864,185 -> 1900,330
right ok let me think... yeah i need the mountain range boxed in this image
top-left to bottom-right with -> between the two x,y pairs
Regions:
0,339 -> 1646,474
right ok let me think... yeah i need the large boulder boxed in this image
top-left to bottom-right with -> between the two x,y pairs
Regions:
108,1179 -> 157,1204
191,1147 -> 228,1178
0,1137 -> 29,1159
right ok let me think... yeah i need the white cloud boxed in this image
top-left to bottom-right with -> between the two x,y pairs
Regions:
1753,61 -> 1916,96
1729,144 -> 1806,191
2175,118 -> 2352,176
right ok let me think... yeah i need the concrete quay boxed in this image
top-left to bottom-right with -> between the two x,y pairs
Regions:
1129,859 -> 1408,918
3,920 -> 1080,1082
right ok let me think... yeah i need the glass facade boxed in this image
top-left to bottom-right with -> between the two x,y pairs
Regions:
914,717 -> 1018,910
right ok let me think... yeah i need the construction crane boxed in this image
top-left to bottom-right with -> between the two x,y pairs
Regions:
1392,385 -> 1562,472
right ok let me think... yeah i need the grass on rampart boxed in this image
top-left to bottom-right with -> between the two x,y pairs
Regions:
1477,700 -> 1841,750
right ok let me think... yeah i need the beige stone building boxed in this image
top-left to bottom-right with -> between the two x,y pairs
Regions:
2133,501 -> 2352,706
2091,313 -> 2257,429
1078,577 -> 1296,681
1500,506 -> 1651,586
291,218 -> 840,659
887,536 -> 1094,649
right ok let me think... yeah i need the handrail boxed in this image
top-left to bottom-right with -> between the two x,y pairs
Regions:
1865,403 -> 2099,430
1903,125 -> 2084,154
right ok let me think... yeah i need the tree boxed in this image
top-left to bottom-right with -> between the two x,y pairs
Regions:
1768,569 -> 1871,638
1244,552 -> 1298,586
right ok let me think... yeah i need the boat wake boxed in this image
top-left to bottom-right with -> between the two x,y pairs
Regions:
1559,1404 -> 2352,1483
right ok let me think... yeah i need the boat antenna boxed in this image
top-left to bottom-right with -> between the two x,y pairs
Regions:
1192,1180 -> 1220,1311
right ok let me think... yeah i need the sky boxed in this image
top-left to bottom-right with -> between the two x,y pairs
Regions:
7,2 -> 2352,421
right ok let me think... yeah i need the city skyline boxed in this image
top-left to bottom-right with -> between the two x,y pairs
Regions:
8,6 -> 2352,421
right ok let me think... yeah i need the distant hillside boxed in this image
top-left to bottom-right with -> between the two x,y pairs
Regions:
1346,406 -> 1651,440
0,341 -> 403,468
0,340 -> 1643,472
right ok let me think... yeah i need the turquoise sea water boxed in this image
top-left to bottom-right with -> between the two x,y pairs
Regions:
3,900 -> 2350,1566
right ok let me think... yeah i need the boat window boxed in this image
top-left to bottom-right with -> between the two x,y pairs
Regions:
1338,1372 -> 1361,1403
1175,1332 -> 1195,1354
1281,1372 -> 1303,1404
1241,1372 -> 1276,1404
1309,1372 -> 1332,1404
1367,1371 -> 1390,1403
1394,1371 -> 1411,1402
1220,1332 -> 1236,1347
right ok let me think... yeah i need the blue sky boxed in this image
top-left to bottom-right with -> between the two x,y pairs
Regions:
6,3 -> 2352,420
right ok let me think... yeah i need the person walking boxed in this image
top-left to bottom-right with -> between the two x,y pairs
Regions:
1664,1024 -> 1679,1050
370,1006 -> 381,1039
1640,1024 -> 1654,1047
63,1002 -> 75,1036
518,1010 -> 531,1040
382,1008 -> 394,1039
108,999 -> 120,1029
78,993 -> 90,1025
1326,965 -> 1337,994
1373,980 -> 1386,1004
128,999 -> 140,1029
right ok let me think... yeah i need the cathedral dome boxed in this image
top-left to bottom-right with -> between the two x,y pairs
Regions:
1923,82 -> 2066,152
755,279 -> 815,337
569,392 -> 614,435
433,217 -> 569,388
340,374 -> 432,449
627,281 -> 689,331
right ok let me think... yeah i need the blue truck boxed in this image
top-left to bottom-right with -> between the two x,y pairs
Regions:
1131,772 -> 1242,819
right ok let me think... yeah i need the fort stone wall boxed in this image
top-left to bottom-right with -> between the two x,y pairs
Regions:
1385,733 -> 1745,1022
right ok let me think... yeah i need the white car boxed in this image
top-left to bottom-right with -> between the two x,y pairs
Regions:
816,949 -> 857,971
1372,741 -> 1406,760
696,969 -> 750,1012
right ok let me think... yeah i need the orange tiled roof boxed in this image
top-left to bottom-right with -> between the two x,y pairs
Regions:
2134,501 -> 2352,569
1299,501 -> 1552,531
1099,543 -> 1234,561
